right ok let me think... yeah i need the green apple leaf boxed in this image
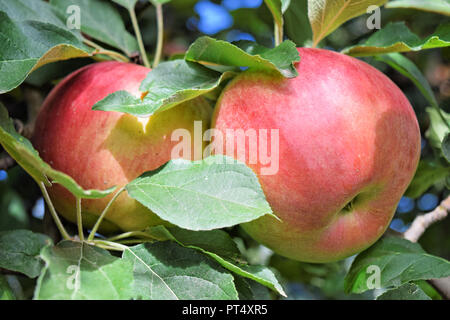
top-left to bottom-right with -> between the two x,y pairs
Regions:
50,0 -> 139,56
345,237 -> 450,294
111,0 -> 138,10
0,0 -> 75,29
308,0 -> 388,46
0,104 -> 116,199
377,283 -> 431,300
0,10 -> 91,94
425,107 -> 450,152
126,155 -> 273,231
0,187 -> 29,231
386,0 -> 450,16
34,241 -> 133,300
0,275 -> 15,300
374,53 -> 437,107
342,22 -> 450,56
93,60 -> 234,117
405,160 -> 450,198
284,0 -> 312,46
264,0 -> 283,32
122,242 -> 238,300
93,40 -> 299,117
0,230 -> 52,278
145,226 -> 286,296
443,133 -> 450,162
234,276 -> 272,300
185,37 -> 300,78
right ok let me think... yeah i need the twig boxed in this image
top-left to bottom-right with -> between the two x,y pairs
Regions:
87,186 -> 126,241
152,3 -> 164,68
0,156 -> 15,170
403,195 -> 450,299
38,181 -> 71,240
403,196 -> 450,242
129,8 -> 150,68
82,38 -> 130,62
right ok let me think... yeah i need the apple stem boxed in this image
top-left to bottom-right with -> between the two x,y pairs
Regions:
274,23 -> 282,47
89,240 -> 129,252
82,38 -> 129,62
76,197 -> 84,241
38,181 -> 71,241
87,186 -> 126,241
106,231 -> 159,242
152,3 -> 164,68
129,8 -> 151,68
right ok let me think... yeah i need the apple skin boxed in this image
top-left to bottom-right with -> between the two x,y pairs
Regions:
212,48 -> 421,263
32,61 -> 212,233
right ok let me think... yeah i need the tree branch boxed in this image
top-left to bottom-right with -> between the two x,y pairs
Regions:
403,195 -> 450,299
404,195 -> 450,242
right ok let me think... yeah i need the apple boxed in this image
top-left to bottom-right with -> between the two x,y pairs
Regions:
32,61 -> 212,233
211,48 -> 421,263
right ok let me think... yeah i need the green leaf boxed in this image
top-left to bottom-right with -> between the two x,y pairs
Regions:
405,160 -> 450,198
345,237 -> 450,294
126,155 -> 273,231
374,53 -> 437,107
0,230 -> 52,278
34,241 -> 133,300
94,40 -> 300,117
425,107 -> 450,151
342,22 -> 450,56
0,103 -> 116,199
284,0 -> 312,46
0,187 -> 29,231
122,242 -> 238,300
264,0 -> 283,29
0,10 -> 91,93
0,0 -> 75,29
308,0 -> 388,46
50,0 -> 139,56
93,60 -> 234,117
443,133 -> 450,162
111,0 -> 138,10
0,275 -> 15,300
377,283 -> 431,300
386,0 -> 450,16
234,276 -> 272,300
185,37 -> 300,78
146,226 -> 286,296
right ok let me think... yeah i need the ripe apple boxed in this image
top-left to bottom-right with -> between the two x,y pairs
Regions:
212,48 -> 421,262
32,61 -> 212,233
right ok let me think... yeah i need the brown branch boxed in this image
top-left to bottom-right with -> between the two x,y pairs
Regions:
0,155 -> 15,170
404,196 -> 450,242
403,195 -> 450,300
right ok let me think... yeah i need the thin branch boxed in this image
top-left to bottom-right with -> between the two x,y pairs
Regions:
129,8 -> 150,68
87,186 -> 126,241
82,38 -> 129,62
38,182 -> 71,240
403,195 -> 450,299
76,197 -> 84,241
403,195 -> 450,242
0,156 -> 15,170
152,3 -> 164,68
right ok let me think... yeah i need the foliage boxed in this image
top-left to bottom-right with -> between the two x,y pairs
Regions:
0,0 -> 449,301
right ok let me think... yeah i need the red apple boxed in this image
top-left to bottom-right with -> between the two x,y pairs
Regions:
212,48 -> 421,262
32,61 -> 212,233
